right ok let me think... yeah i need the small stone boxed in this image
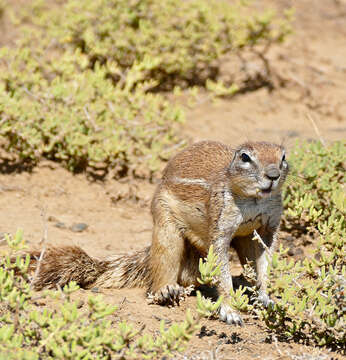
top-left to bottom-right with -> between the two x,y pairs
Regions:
91,287 -> 99,293
286,130 -> 299,138
55,222 -> 67,229
287,247 -> 295,256
70,223 -> 88,233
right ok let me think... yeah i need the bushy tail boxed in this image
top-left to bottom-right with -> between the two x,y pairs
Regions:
26,246 -> 151,291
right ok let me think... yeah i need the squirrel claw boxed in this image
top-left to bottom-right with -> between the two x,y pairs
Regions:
219,303 -> 243,326
147,284 -> 191,306
159,284 -> 184,305
257,291 -> 275,309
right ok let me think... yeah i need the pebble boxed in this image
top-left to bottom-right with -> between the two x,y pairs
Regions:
286,130 -> 299,138
70,223 -> 88,232
55,222 -> 67,229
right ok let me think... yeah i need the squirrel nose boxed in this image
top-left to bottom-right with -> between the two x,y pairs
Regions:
265,165 -> 280,181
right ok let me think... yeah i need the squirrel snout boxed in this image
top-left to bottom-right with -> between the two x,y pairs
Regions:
264,165 -> 280,181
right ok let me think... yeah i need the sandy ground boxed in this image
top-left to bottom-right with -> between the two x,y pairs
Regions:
1,0 -> 345,359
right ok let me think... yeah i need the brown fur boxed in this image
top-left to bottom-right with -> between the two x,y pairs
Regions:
28,246 -> 151,290
24,140 -> 288,324
28,246 -> 108,289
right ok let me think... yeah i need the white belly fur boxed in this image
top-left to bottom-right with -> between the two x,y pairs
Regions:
234,197 -> 275,236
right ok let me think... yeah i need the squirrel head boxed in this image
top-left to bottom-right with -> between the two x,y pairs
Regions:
228,141 -> 289,199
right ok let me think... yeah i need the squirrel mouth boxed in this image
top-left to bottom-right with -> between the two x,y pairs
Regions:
260,184 -> 273,194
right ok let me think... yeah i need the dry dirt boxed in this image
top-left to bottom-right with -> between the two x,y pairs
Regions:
1,1 -> 345,359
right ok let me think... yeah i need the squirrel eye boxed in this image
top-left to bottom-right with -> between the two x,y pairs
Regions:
241,153 -> 251,163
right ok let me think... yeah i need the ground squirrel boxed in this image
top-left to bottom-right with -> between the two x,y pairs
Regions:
27,140 -> 289,325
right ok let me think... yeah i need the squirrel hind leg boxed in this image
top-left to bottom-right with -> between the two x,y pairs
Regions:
27,246 -> 104,290
149,245 -> 200,306
147,204 -> 189,297
147,212 -> 200,306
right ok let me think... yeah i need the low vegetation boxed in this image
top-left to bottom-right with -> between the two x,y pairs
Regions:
0,48 -> 185,178
0,0 -> 291,177
0,230 -> 203,359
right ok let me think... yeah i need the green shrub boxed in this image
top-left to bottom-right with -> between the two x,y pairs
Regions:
283,140 -> 345,235
22,0 -> 292,90
196,245 -> 254,317
0,230 -> 201,359
0,47 -> 184,178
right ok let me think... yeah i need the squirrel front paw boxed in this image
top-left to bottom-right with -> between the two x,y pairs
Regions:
219,303 -> 243,326
257,290 -> 274,308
